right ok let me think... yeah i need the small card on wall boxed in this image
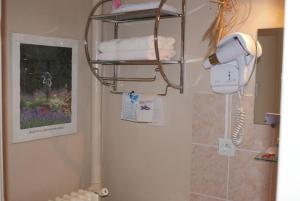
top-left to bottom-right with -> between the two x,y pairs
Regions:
121,92 -> 163,125
121,92 -> 140,122
137,94 -> 155,122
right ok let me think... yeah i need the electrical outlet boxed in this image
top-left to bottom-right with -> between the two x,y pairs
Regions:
218,138 -> 235,156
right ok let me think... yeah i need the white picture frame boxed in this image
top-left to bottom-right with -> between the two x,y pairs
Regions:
11,33 -> 78,143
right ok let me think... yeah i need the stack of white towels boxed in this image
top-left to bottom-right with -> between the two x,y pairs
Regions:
111,1 -> 178,14
98,35 -> 176,60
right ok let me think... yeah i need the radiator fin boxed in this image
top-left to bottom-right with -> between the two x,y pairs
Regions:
49,189 -> 99,201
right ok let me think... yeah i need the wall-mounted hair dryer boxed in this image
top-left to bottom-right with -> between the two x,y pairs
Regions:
203,32 -> 262,94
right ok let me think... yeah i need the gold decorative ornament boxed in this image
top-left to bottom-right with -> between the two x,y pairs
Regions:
203,0 -> 252,56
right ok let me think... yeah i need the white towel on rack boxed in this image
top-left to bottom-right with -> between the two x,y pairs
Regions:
112,1 -> 178,14
98,35 -> 175,53
98,49 -> 176,60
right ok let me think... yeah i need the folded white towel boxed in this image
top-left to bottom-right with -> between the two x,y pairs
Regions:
98,35 -> 175,53
98,50 -> 176,60
112,1 -> 178,14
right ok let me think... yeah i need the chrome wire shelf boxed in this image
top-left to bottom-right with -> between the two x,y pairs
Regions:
255,152 -> 278,163
84,0 -> 186,95
254,146 -> 278,163
91,8 -> 181,23
89,59 -> 182,65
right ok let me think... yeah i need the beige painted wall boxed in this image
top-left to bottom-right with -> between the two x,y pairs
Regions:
4,0 -> 93,200
2,0 -> 284,200
100,1 -> 284,201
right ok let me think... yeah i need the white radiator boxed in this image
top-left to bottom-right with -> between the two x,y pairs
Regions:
49,189 -> 99,201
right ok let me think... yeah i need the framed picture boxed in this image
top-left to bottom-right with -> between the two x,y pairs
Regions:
11,33 -> 78,143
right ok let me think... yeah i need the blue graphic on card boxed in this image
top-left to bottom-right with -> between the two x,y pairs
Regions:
128,92 -> 139,104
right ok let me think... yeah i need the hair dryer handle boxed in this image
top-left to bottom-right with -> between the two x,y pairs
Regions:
237,56 -> 248,87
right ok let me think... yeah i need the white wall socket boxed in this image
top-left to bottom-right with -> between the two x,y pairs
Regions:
218,138 -> 235,156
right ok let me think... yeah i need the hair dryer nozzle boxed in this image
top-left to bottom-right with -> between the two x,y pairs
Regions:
202,58 -> 212,69
202,54 -> 219,69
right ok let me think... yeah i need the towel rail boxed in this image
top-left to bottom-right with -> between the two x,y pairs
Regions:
84,0 -> 186,95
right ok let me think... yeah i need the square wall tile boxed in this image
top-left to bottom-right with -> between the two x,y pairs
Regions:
190,193 -> 225,201
229,150 -> 272,201
192,94 -> 225,145
231,95 -> 274,151
191,145 -> 228,199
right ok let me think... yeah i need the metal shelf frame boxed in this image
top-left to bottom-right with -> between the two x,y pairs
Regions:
91,8 -> 182,23
89,59 -> 182,65
84,0 -> 186,95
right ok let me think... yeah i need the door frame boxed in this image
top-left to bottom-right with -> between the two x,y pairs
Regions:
0,0 -> 4,199
277,0 -> 300,200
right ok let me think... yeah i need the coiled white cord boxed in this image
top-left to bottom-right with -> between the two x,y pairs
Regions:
231,93 -> 246,146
